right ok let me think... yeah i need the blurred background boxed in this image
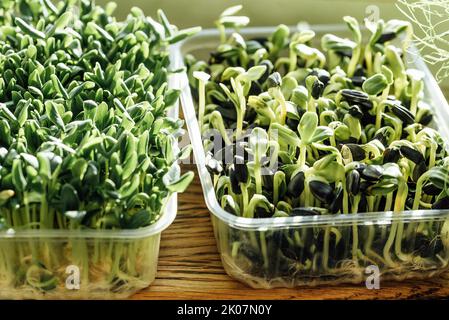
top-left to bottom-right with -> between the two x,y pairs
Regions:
95,0 -> 448,89
96,0 -> 398,28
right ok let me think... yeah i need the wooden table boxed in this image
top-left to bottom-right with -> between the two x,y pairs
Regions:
132,166 -> 449,300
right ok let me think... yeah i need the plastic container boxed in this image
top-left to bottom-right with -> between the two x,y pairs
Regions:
0,194 -> 176,299
174,26 -> 449,288
0,55 -> 181,299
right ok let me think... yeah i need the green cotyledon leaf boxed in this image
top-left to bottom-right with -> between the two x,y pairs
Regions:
298,111 -> 318,144
12,159 -> 27,192
165,171 -> 194,193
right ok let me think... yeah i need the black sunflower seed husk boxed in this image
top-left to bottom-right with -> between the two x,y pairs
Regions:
248,81 -> 262,96
229,165 -> 241,194
311,79 -> 325,99
268,72 -> 282,88
351,76 -> 366,87
233,155 -> 249,184
344,144 -> 366,161
432,197 -> 449,209
287,171 -> 305,198
412,161 -> 427,182
341,89 -> 369,101
258,60 -> 274,83
392,105 -> 415,125
400,145 -> 425,164
348,105 -> 364,119
361,111 -> 377,125
361,165 -> 384,181
329,185 -> 343,213
310,69 -> 331,86
423,182 -> 442,196
354,162 -> 367,173
291,207 -> 320,216
346,170 -> 361,196
309,180 -> 334,204
377,31 -> 397,44
354,67 -> 366,77
383,147 -> 401,164
341,89 -> 373,110
419,114 -> 433,126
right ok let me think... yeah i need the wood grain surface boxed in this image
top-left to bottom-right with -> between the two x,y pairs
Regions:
131,165 -> 449,300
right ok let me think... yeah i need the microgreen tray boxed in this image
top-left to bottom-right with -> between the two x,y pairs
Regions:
175,26 -> 449,288
0,74 -> 180,300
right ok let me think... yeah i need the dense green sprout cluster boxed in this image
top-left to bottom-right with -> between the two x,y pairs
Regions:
0,0 -> 196,231
186,6 -> 449,284
188,8 -> 449,219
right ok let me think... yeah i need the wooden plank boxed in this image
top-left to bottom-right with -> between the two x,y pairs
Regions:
131,165 -> 449,300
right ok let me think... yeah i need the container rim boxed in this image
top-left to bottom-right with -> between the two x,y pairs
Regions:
0,193 -> 177,239
176,24 -> 449,231
0,47 -> 182,240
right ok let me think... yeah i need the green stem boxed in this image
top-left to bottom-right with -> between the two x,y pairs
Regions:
384,193 -> 393,211
218,24 -> 226,44
289,48 -> 297,73
322,227 -> 331,271
254,160 -> 262,195
347,47 -> 361,77
297,143 -> 307,168
365,46 -> 373,76
307,97 -> 316,113
241,185 -> 249,217
351,195 -> 360,265
260,231 -> 268,270
383,178 -> 408,267
412,171 -> 431,210
198,81 -> 206,130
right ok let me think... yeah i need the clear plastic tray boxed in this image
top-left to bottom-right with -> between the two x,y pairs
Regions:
0,194 -> 176,299
174,26 -> 449,288
0,51 -> 182,299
